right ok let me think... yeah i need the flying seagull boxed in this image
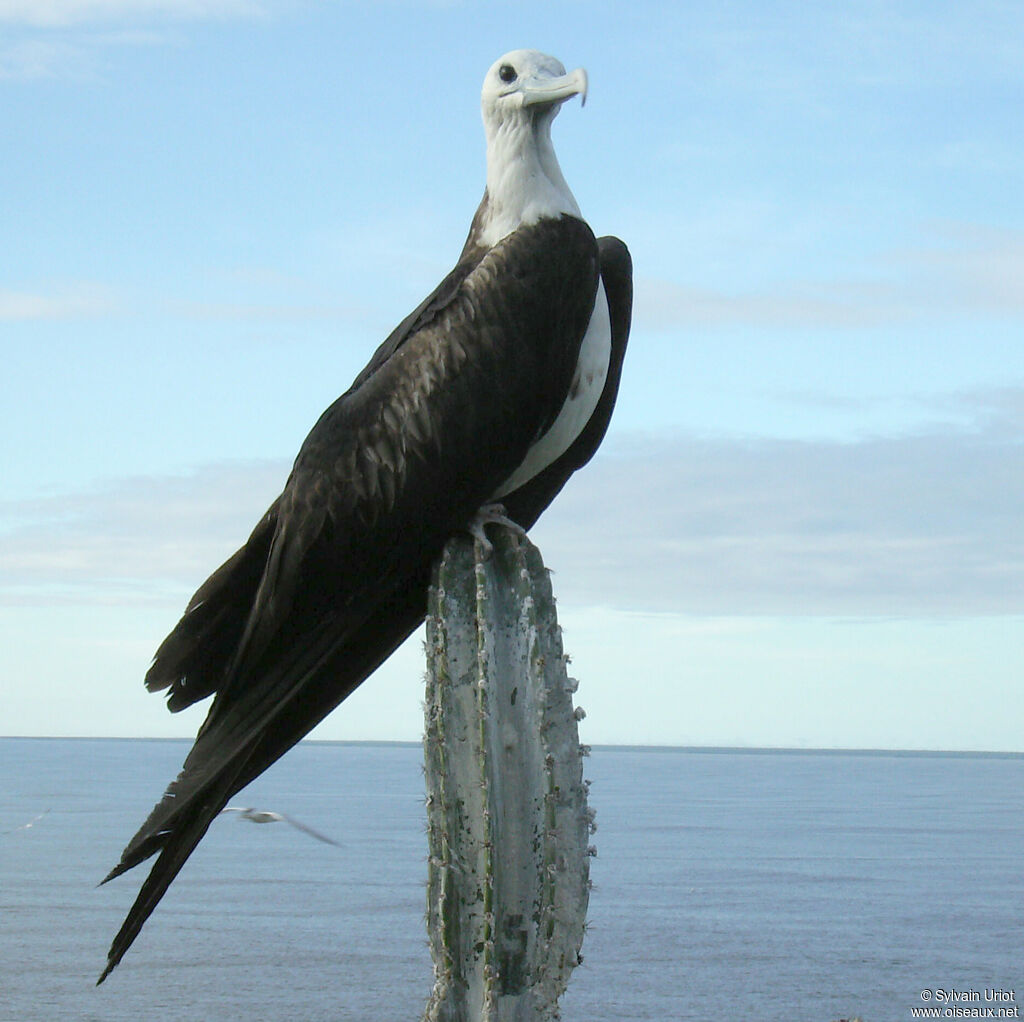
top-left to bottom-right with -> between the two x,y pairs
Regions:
4,809 -> 50,835
220,806 -> 341,847
98,48 -> 632,984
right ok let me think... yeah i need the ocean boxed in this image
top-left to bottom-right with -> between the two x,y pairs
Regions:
1,738 -> 1021,1021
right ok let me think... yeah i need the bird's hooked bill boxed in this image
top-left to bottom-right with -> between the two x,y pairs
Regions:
521,67 -> 588,109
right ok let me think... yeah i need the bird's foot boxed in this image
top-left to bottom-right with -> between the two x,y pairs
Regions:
466,502 -> 527,558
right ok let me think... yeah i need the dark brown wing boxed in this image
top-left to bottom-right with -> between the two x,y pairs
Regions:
217,234 -> 631,811
503,235 -> 633,527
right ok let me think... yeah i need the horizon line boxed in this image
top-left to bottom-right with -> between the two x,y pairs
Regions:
2,735 -> 1022,759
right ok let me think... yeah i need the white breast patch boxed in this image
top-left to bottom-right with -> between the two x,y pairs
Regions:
494,277 -> 612,498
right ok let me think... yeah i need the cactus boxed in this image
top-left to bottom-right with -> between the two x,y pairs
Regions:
422,529 -> 593,1022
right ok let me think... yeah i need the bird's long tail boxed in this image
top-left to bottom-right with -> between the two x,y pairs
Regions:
97,763 -> 246,984
97,578 -> 429,983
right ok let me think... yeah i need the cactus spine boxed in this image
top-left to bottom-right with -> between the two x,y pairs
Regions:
423,529 -> 592,1022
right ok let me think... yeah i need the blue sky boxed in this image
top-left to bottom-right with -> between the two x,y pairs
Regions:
2,0 -> 1022,749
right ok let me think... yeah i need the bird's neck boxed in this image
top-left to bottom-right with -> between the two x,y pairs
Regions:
478,114 -> 581,249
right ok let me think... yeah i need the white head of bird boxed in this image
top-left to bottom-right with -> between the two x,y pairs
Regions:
478,49 -> 588,248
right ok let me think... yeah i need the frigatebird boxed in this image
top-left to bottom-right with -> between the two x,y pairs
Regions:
99,48 -> 631,983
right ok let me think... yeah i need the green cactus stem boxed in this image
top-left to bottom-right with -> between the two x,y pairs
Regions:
423,529 -> 593,1022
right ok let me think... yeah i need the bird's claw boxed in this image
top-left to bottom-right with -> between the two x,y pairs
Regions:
466,502 -> 527,558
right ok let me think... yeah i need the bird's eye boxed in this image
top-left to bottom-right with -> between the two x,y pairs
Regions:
498,64 -> 517,84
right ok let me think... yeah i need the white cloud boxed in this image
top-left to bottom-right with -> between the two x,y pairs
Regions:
0,0 -> 264,27
3,394 -> 1022,617
634,278 -> 912,331
0,0 -> 268,78
0,36 -> 83,78
0,460 -> 286,605
908,223 -> 1024,315
0,284 -> 118,320
532,420 -> 1024,617
635,222 -> 1024,333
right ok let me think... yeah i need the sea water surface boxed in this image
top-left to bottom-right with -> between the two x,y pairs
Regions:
1,738 -> 1021,1021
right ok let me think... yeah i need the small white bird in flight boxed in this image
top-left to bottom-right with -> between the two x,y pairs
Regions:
4,809 -> 50,835
219,806 -> 340,846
